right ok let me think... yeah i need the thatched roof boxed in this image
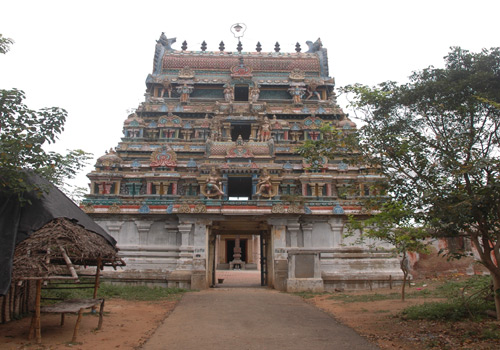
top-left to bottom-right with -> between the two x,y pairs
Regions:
12,218 -> 124,280
1,172 -> 122,294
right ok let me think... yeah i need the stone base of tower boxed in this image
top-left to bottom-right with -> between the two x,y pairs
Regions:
87,214 -> 405,291
320,248 -> 404,290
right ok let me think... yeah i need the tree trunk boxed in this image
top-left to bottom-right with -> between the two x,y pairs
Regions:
401,271 -> 407,301
492,274 -> 500,321
400,253 -> 409,301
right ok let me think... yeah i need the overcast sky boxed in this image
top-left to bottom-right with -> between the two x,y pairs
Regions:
1,0 -> 499,191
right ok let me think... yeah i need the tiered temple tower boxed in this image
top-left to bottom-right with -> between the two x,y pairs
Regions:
82,33 -> 402,291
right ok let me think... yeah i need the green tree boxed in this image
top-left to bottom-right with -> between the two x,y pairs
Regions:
0,36 -> 91,203
340,47 -> 500,318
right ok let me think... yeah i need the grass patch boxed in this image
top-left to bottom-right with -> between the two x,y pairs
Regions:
42,281 -> 187,303
432,275 -> 491,298
402,301 -> 472,321
373,309 -> 391,314
401,275 -> 495,321
292,291 -> 329,299
328,290 -> 434,303
99,284 -> 187,301
328,292 -> 402,302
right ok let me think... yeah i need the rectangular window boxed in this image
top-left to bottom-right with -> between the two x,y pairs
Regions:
234,85 -> 249,101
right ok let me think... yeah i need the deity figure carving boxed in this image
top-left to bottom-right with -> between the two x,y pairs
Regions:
257,116 -> 271,141
305,81 -> 321,100
249,85 -> 260,103
224,84 -> 234,102
177,83 -> 193,103
288,85 -> 305,105
161,77 -> 172,98
255,168 -> 272,196
271,114 -> 290,129
201,167 -> 225,199
210,115 -> 223,141
255,168 -> 277,199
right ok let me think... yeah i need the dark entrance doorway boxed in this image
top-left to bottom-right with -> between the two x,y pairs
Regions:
231,124 -> 251,141
227,176 -> 252,200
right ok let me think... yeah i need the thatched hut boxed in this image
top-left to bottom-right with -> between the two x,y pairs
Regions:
0,173 -> 124,343
12,217 -> 123,281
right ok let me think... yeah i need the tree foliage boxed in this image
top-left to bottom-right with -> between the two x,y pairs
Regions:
341,47 -> 500,316
0,34 -> 14,54
0,36 -> 91,203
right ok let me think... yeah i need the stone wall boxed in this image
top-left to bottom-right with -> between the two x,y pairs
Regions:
92,214 -> 404,292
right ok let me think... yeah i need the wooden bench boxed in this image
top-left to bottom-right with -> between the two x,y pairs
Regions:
30,298 -> 104,343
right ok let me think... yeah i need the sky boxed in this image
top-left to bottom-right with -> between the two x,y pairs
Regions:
1,0 -> 499,192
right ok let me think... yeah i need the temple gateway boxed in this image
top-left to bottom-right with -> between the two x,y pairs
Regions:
82,32 -> 402,291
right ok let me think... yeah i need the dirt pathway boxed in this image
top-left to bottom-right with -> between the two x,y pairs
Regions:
142,287 -> 379,350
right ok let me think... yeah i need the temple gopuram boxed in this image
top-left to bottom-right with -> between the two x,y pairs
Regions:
82,31 -> 402,291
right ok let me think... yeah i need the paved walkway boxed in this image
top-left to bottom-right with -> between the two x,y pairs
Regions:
142,288 -> 379,350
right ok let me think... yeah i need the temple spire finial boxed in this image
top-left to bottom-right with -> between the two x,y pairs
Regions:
256,42 -> 262,53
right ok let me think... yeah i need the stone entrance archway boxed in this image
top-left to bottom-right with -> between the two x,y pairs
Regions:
208,219 -> 271,288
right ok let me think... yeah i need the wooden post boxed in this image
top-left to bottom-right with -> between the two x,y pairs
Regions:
97,299 -> 105,330
35,280 -> 42,343
28,280 -> 42,343
59,246 -> 79,280
92,259 -> 102,312
72,308 -> 84,343
389,275 -> 393,290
